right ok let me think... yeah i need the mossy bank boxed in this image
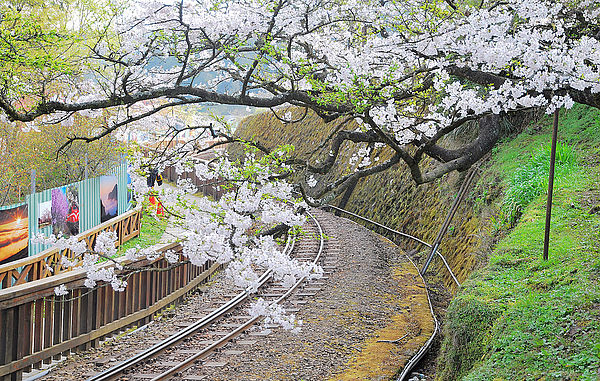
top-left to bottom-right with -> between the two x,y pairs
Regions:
437,105 -> 600,380
235,104 -> 600,379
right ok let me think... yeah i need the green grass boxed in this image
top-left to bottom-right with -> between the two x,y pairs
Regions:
116,212 -> 168,256
502,142 -> 578,225
438,105 -> 600,380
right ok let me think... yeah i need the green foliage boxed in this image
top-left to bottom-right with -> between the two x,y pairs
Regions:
0,0 -> 116,101
438,296 -> 504,380
557,103 -> 600,153
502,142 -> 578,224
116,212 -> 168,256
0,119 -> 122,205
438,105 -> 600,380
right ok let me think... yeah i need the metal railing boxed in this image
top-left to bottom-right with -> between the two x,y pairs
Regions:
324,205 -> 461,287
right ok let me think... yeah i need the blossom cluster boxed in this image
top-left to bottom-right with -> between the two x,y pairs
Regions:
32,231 -> 127,294
35,143 -> 315,329
52,0 -> 596,152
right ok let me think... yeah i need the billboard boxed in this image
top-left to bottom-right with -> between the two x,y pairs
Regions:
38,200 -> 51,229
100,175 -> 118,223
0,205 -> 29,265
52,185 -> 79,237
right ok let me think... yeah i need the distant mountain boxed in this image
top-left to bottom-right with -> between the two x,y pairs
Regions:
108,184 -> 118,201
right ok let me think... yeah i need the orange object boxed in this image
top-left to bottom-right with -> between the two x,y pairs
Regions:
149,195 -> 163,216
66,207 -> 79,223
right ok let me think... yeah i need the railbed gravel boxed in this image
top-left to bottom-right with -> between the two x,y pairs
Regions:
39,211 -> 419,381
37,272 -> 241,381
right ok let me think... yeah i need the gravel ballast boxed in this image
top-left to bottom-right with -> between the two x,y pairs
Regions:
38,210 -> 434,381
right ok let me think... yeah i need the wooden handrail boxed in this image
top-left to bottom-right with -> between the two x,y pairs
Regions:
0,208 -> 143,289
0,240 -> 222,380
0,241 -> 180,307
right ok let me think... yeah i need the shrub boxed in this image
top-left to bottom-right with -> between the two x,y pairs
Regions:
502,142 -> 577,225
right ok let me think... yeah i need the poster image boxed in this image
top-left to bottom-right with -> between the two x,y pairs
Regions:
100,175 -> 118,223
38,200 -> 51,229
52,185 -> 79,237
127,172 -> 133,206
65,185 -> 80,235
0,205 -> 29,265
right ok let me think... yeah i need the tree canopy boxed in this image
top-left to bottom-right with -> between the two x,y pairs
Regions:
1,0 -> 598,194
8,0 -> 600,326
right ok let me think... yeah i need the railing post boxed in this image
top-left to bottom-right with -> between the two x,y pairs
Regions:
17,302 -> 33,373
78,290 -> 90,351
90,289 -> 99,348
3,307 -> 17,381
62,293 -> 72,357
32,299 -> 43,369
42,298 -> 53,364
52,296 -> 62,360
0,308 -> 14,368
71,289 -> 80,349
105,287 -> 114,327
132,273 -> 140,313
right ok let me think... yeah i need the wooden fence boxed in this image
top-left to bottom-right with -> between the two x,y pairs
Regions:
0,241 -> 221,381
0,208 -> 142,290
163,166 -> 226,200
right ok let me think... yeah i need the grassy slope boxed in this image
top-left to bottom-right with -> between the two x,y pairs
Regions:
438,104 -> 600,380
116,211 -> 168,255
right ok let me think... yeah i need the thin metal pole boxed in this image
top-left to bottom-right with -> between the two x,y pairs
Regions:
543,109 -> 560,261
84,153 -> 88,181
421,167 -> 477,274
30,169 -> 36,194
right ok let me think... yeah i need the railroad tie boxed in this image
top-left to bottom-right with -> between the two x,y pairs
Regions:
222,350 -> 244,355
236,340 -> 257,345
202,361 -> 228,367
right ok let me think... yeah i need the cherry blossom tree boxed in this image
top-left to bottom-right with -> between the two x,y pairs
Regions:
1,0 -> 598,193
8,0 -> 600,326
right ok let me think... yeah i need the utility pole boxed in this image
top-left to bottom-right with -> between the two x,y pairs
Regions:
543,109 -> 560,261
84,153 -> 88,181
30,169 -> 36,194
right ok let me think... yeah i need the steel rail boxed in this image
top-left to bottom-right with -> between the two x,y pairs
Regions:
150,208 -> 325,381
324,204 -> 461,287
87,234 -> 296,381
274,208 -> 325,303
395,254 -> 439,381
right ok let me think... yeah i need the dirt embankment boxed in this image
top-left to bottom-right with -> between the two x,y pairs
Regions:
235,107 -> 501,293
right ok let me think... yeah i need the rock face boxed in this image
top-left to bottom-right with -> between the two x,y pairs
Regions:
235,106 -> 500,291
101,183 -> 118,222
108,184 -> 118,201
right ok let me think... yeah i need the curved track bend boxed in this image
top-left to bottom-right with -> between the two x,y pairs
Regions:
87,208 -> 336,381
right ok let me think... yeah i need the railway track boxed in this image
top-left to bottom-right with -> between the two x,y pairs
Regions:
87,208 -> 337,381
